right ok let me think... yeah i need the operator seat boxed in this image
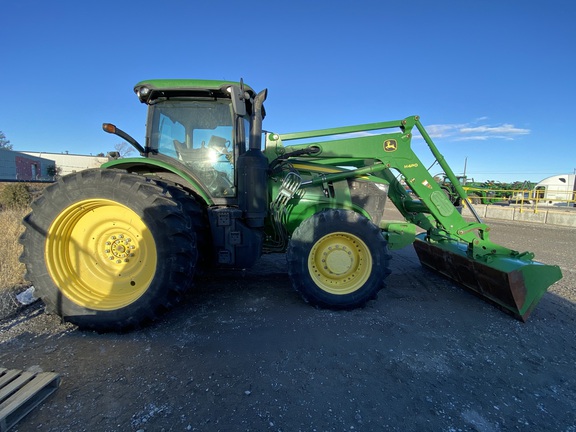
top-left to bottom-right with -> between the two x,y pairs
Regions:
173,139 -> 201,162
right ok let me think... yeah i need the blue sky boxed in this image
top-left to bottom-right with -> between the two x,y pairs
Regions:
1,0 -> 574,183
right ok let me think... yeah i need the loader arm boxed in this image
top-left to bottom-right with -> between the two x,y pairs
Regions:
267,116 -> 486,247
265,115 -> 562,321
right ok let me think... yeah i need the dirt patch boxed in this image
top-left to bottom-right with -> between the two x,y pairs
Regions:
1,215 -> 575,431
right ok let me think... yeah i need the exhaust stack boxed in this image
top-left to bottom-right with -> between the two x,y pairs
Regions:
238,89 -> 269,227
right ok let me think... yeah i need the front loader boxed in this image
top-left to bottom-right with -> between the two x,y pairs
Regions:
20,79 -> 562,331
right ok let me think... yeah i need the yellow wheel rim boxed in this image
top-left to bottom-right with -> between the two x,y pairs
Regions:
308,232 -> 372,295
45,199 -> 157,311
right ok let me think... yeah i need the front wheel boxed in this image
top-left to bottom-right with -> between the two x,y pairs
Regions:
286,209 -> 391,309
20,169 -> 198,331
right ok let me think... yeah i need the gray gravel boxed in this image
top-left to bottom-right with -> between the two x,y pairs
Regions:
1,210 -> 575,432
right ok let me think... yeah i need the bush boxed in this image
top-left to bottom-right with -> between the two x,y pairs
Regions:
0,183 -> 33,209
0,207 -> 28,293
47,165 -> 57,177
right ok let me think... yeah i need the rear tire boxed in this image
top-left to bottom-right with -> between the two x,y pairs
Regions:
20,169 -> 197,331
154,181 -> 211,268
287,209 -> 391,309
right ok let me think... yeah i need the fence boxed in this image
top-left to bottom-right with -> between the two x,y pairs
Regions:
462,186 -> 576,209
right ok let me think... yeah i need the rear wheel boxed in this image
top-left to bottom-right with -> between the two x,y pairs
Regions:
20,169 -> 197,331
287,209 -> 391,309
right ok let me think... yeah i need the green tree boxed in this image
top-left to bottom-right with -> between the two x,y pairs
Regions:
47,165 -> 62,178
0,131 -> 12,150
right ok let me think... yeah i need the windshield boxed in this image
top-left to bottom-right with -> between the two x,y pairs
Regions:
149,99 -> 236,197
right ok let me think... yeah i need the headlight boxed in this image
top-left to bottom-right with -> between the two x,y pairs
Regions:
138,87 -> 150,100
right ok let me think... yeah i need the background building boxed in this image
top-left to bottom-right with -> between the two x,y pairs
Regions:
0,150 -> 111,181
0,148 -> 55,181
21,152 -> 109,177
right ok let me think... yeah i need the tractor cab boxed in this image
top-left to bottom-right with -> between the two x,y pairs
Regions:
135,79 -> 256,198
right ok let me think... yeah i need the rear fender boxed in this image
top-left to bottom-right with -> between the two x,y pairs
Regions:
102,157 -> 214,205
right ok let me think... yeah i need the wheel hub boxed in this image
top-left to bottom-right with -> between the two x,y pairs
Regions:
105,234 -> 136,264
308,232 -> 372,294
323,245 -> 354,275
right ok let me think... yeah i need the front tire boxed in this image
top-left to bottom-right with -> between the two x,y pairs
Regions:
20,169 -> 198,331
287,209 -> 390,309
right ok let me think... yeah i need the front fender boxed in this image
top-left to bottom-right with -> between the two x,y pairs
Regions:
282,178 -> 377,234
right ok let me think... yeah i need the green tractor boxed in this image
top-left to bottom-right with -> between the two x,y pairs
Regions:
20,79 -> 562,331
436,174 -> 507,205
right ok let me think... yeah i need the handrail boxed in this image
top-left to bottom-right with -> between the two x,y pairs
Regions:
460,186 -> 576,210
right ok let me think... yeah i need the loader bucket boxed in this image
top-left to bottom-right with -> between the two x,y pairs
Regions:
413,236 -> 562,321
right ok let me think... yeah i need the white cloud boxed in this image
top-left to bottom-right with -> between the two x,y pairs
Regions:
425,123 -> 465,139
422,120 -> 530,142
459,124 -> 530,135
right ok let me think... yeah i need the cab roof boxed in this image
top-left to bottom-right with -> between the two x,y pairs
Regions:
134,79 -> 255,104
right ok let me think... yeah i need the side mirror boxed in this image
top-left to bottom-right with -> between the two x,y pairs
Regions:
102,123 -> 146,155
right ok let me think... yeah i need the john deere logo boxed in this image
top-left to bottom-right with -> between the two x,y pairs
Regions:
384,139 -> 397,152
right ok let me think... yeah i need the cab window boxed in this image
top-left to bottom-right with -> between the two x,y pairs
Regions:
149,100 -> 235,197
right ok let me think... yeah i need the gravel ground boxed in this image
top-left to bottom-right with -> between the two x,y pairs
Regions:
1,210 -> 575,432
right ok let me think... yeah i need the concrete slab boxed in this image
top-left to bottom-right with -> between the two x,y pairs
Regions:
462,204 -> 487,218
546,211 -> 576,227
514,210 -> 547,224
485,206 -> 515,221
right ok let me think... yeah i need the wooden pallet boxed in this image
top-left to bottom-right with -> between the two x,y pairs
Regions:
0,368 -> 60,432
